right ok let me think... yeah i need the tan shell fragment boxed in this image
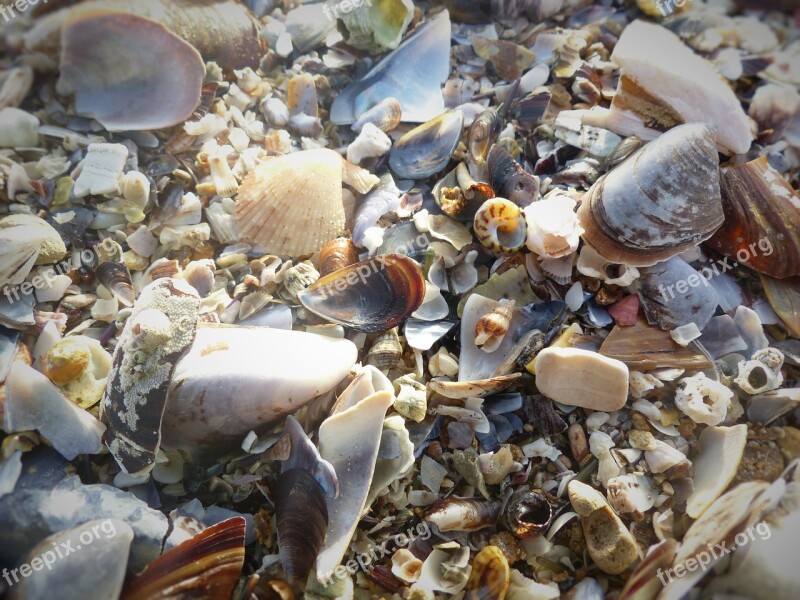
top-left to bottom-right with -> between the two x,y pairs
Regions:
534,347 -> 629,411
235,149 -> 378,257
686,424 -> 748,519
568,480 -> 639,575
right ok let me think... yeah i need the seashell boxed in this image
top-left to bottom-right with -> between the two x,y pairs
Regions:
347,123 -> 392,165
57,10 -> 206,132
474,198 -> 528,254
645,440 -> 689,475
707,157 -> 799,279
392,549 -> 423,584
275,469 -> 328,585
487,145 -> 539,208
474,299 -> 515,353
433,166 -> 480,221
208,151 -> 238,198
287,73 -> 318,118
367,328 -> 403,371
297,254 -> 425,333
235,149 -> 378,257
578,124 -> 724,267
471,36 -> 536,82
568,480 -> 639,575
352,97 -> 403,133
606,473 -> 657,516
163,325 -> 357,457
636,256 -> 719,331
734,348 -> 784,395
334,0 -> 414,53
747,388 -> 800,425
636,0 -> 692,17
467,109 -> 504,170
618,539 -> 678,600
429,250 -> 478,296
604,20 -> 753,155
316,390 -> 394,581
122,517 -> 245,600
464,545 -> 510,600
428,374 -> 521,400
503,489 -> 553,540
674,372 -> 732,426
424,497 -> 503,532
576,245 -> 639,287
280,261 -> 320,303
524,195 -> 583,259
73,143 -> 128,197
41,336 -> 112,409
389,110 -> 464,180
8,519 -> 133,600
686,424 -> 747,518
393,374 -> 428,422
0,215 -> 67,288
330,10 -> 451,125
534,347 -> 629,412
95,262 -> 134,307
319,238 -> 360,277
120,170 -> 151,210
0,107 -> 39,148
760,274 -> 800,338
427,214 -> 473,250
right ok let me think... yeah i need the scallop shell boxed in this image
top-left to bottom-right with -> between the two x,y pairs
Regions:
707,157 -> 800,279
275,469 -> 328,585
297,254 -> 425,333
235,149 -> 378,257
389,110 -> 464,180
474,198 -> 528,254
474,299 -> 515,353
578,123 -> 724,267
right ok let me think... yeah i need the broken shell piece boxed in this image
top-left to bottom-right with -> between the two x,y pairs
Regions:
474,198 -> 527,254
645,440 -> 690,474
600,319 -> 713,371
208,151 -> 238,198
487,145 -> 539,208
424,497 -> 503,532
524,196 -> 583,259
393,374 -> 427,422
235,149 -> 378,257
347,123 -> 392,165
534,347 -> 629,412
606,20 -> 753,155
576,245 -> 639,287
0,215 -> 67,288
41,336 -> 112,409
606,473 -> 657,516
674,372 -> 733,426
686,424 -> 747,518
335,0 -> 414,53
352,97 -> 403,133
670,323 -> 702,347
392,548 -> 423,584
578,124 -> 723,268
73,143 -> 128,197
474,299 -> 515,353
568,480 -> 639,575
735,348 -> 785,395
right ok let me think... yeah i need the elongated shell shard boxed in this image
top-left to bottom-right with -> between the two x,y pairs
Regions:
163,325 -> 358,455
608,20 -> 753,155
534,347 -> 629,412
686,425 -> 747,518
578,124 -> 724,268
101,278 -> 200,475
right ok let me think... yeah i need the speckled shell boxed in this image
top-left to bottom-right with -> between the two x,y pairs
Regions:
474,299 -> 514,352
464,545 -> 510,600
474,198 -> 527,254
578,123 -> 724,267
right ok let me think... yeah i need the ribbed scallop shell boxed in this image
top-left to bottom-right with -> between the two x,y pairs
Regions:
235,149 -> 376,257
474,198 -> 527,254
578,123 -> 724,267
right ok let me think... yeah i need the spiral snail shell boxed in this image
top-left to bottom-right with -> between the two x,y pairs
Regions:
474,198 -> 527,254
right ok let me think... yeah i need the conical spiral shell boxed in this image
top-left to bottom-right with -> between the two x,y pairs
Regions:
578,123 -> 724,267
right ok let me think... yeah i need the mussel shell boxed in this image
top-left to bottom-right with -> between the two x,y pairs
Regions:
376,221 -> 434,260
319,237 -> 360,277
503,489 -> 553,539
122,517 -> 246,599
389,110 -> 464,180
578,123 -> 724,267
297,254 -> 425,333
487,145 -> 538,207
468,109 -> 503,164
275,469 -> 328,585
95,262 -> 134,307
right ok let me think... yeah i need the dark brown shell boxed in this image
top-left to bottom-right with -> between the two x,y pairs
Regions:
297,254 -> 425,333
487,145 -> 539,207
503,489 -> 553,540
275,468 -> 328,585
707,156 -> 800,279
95,262 -> 134,307
122,517 -> 246,600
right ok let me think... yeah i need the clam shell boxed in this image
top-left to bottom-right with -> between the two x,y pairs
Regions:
122,517 -> 245,599
297,254 -> 425,333
235,149 -> 373,258
707,157 -> 800,279
578,123 -> 723,267
465,545 -> 510,600
686,424 -> 748,518
275,469 -> 328,585
389,110 -> 464,180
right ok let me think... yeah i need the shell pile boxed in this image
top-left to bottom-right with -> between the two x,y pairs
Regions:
1,1 -> 800,599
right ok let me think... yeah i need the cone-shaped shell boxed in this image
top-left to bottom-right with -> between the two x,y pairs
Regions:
578,123 -> 724,267
297,254 -> 425,333
235,149 -> 378,257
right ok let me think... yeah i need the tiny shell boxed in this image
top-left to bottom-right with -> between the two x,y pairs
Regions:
392,549 -> 423,584
474,299 -> 515,353
424,497 -> 503,532
474,198 -> 527,254
352,97 -> 403,133
347,123 -> 392,165
465,545 -> 510,600
503,489 -> 553,540
524,195 -> 583,259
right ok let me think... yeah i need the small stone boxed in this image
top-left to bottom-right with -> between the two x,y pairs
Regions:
628,429 -> 657,451
774,426 -> 800,462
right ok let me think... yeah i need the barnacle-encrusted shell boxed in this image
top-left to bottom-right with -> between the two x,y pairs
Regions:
524,195 -> 583,259
235,149 -> 378,257
503,489 -> 553,540
474,299 -> 515,353
735,348 -> 784,394
100,278 -> 200,475
674,372 -> 733,426
578,124 -> 724,267
474,198 -> 527,254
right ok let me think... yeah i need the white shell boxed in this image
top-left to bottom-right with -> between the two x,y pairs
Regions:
346,123 -> 392,165
523,195 -> 583,258
734,348 -> 784,394
674,372 -> 732,426
576,245 -> 639,287
686,424 -> 747,518
73,143 -> 128,197
0,107 -> 39,148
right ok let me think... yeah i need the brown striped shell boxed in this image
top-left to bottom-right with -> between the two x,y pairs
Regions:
474,198 -> 527,254
474,299 -> 515,353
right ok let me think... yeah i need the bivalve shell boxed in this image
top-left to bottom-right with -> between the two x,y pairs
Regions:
465,545 -> 510,600
389,110 -> 464,180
